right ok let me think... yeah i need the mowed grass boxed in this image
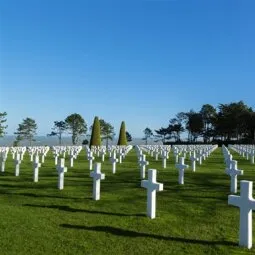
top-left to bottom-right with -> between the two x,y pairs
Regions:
0,147 -> 254,255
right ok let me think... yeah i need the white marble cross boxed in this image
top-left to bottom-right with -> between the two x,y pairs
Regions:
15,154 -> 21,176
70,151 -> 74,168
88,152 -> 95,171
139,154 -> 149,179
175,157 -> 189,185
54,152 -> 59,166
162,151 -> 167,168
225,160 -> 243,193
141,169 -> 163,219
57,158 -> 67,190
90,162 -> 105,200
0,153 -> 7,172
228,180 -> 255,249
33,155 -> 41,182
110,151 -> 119,174
250,151 -> 255,164
190,151 -> 197,172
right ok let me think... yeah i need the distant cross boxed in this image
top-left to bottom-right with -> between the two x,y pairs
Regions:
228,181 -> 255,249
141,169 -> 163,219
175,157 -> 189,185
225,160 -> 243,193
90,162 -> 105,200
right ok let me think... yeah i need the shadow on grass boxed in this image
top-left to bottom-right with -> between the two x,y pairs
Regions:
23,204 -> 145,217
60,224 -> 237,247
0,190 -> 85,200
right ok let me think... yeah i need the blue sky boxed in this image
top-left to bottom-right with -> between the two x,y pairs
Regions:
1,0 -> 255,138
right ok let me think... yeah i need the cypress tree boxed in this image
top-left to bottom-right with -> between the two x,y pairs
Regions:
117,121 -> 128,145
90,116 -> 101,148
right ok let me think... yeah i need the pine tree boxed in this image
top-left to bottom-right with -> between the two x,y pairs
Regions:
117,121 -> 128,145
90,116 -> 101,148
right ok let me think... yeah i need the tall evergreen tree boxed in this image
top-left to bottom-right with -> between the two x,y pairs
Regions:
117,121 -> 128,145
0,112 -> 8,138
90,116 -> 101,148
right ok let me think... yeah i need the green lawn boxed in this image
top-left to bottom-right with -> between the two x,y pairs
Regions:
0,147 -> 254,255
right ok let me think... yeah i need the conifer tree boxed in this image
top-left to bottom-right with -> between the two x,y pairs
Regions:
90,116 -> 101,148
117,121 -> 128,145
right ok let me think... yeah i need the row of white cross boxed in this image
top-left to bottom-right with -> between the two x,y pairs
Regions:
222,145 -> 255,249
1,144 -> 255,249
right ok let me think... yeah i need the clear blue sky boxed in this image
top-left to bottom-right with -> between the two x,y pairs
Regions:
1,0 -> 255,138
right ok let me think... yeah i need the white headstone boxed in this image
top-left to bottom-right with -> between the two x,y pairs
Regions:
57,158 -> 67,190
139,154 -> 149,179
15,154 -> 21,176
33,155 -> 41,182
228,181 -> 255,249
90,162 -> 105,200
110,151 -> 119,174
175,157 -> 189,185
141,169 -> 163,219
225,160 -> 243,193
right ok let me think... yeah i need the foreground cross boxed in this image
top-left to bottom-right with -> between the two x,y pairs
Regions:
175,157 -> 189,185
110,151 -> 119,174
141,169 -> 163,219
57,158 -> 67,190
139,154 -> 149,179
33,155 -> 41,182
15,154 -> 21,176
90,162 -> 105,200
225,160 -> 243,193
228,180 -> 255,249
190,151 -> 197,172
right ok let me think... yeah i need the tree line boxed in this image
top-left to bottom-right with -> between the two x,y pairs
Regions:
145,100 -> 255,144
1,100 -> 255,146
0,113 -> 132,146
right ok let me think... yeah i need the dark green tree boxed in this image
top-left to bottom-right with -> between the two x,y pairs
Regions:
14,117 -> 37,146
186,111 -> 204,142
117,121 -> 128,145
0,112 -> 8,137
126,131 -> 132,142
142,127 -> 153,145
154,127 -> 170,144
47,121 -> 67,145
200,104 -> 217,142
65,113 -> 87,145
90,116 -> 101,148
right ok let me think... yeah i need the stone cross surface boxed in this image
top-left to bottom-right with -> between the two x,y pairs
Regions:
15,154 -> 21,177
139,154 -> 149,179
225,160 -> 243,193
57,158 -> 67,190
141,169 -> 163,219
175,157 -> 189,185
110,151 -> 119,174
90,162 -> 105,200
190,151 -> 197,172
88,152 -> 95,171
228,181 -> 255,249
162,151 -> 167,168
33,155 -> 41,182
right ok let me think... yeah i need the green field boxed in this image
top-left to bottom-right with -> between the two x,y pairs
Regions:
0,148 -> 254,255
